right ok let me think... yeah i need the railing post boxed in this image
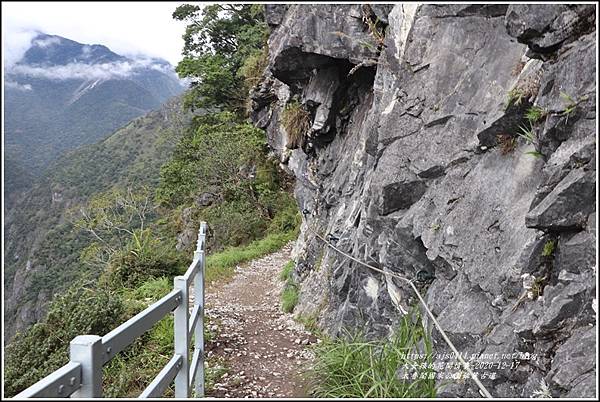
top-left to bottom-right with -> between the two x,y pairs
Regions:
69,335 -> 103,398
173,276 -> 189,397
193,222 -> 207,396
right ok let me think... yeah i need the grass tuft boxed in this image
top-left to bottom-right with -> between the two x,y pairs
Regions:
505,88 -> 525,110
296,313 -> 321,334
525,150 -> 544,159
204,357 -> 229,395
281,101 -> 311,149
560,91 -> 577,106
541,239 -> 556,257
559,91 -> 583,123
280,260 -> 295,282
525,106 -> 547,123
281,283 -> 299,313
307,312 -> 436,398
279,260 -> 299,313
517,123 -> 536,144
206,231 -> 297,284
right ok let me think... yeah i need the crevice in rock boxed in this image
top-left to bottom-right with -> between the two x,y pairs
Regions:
378,126 -> 421,147
424,4 -> 509,19
315,64 -> 376,150
272,49 -> 376,156
353,211 -> 361,228
476,101 -> 531,148
379,180 -> 428,216
424,114 -> 454,128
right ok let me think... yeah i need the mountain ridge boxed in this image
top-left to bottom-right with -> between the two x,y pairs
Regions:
4,32 -> 186,209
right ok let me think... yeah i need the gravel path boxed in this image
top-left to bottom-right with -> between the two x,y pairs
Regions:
192,243 -> 316,398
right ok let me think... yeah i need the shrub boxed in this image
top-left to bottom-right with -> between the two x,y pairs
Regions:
239,47 -> 269,88
156,112 -> 266,208
156,111 -> 300,254
267,196 -> 301,235
308,313 -> 436,398
103,229 -> 184,289
240,47 -> 269,115
281,101 -> 311,149
200,197 -> 269,250
4,283 -> 126,397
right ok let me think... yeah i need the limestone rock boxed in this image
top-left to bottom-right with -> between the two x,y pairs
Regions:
251,4 -> 597,397
548,326 -> 596,391
505,4 -> 595,54
525,169 -> 596,231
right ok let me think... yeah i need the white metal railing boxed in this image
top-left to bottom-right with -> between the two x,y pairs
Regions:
15,222 -> 208,399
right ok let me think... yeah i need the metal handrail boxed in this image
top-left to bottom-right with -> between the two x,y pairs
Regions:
15,222 -> 208,399
102,289 -> 182,364
14,362 -> 82,398
139,355 -> 183,398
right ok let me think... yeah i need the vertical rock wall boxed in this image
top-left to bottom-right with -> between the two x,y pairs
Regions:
251,4 -> 596,397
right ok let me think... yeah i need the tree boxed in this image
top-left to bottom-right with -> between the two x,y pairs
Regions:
173,4 -> 268,114
70,187 -> 155,271
72,187 -> 153,253
154,112 -> 300,249
156,112 -> 265,207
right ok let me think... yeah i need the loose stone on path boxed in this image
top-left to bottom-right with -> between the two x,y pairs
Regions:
190,243 -> 316,398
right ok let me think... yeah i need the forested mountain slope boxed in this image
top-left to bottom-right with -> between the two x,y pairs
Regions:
4,33 -> 185,207
3,96 -> 190,339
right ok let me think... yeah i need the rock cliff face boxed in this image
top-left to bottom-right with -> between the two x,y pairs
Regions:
251,4 -> 596,398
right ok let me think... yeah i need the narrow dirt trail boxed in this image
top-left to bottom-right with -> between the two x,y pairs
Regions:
195,243 -> 317,398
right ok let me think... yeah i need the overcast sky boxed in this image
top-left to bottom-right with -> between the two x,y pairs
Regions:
2,1 -> 203,67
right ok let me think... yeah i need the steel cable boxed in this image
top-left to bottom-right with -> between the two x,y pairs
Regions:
305,225 -> 493,398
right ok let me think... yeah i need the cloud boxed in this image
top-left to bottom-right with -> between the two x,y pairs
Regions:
2,2 -> 194,66
5,80 -> 32,91
81,45 -> 92,58
9,58 -> 176,81
32,36 -> 61,48
2,28 -> 38,68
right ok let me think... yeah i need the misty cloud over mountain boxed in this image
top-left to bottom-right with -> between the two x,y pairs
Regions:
4,33 -> 186,208
7,33 -> 178,82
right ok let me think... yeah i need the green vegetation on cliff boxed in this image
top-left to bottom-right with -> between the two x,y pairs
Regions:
173,4 -> 268,114
308,313 -> 436,398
